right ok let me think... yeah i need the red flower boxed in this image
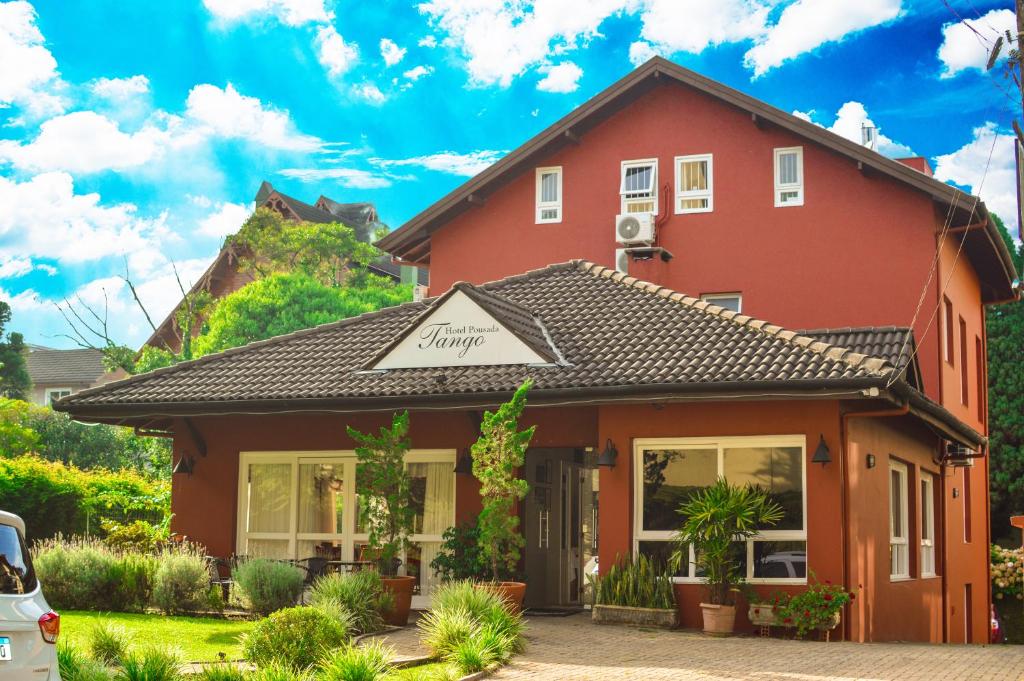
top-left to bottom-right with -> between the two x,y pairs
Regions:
804,610 -> 810,616
784,617 -> 793,624
825,579 -> 831,585
754,608 -> 760,614
824,594 -> 833,601
850,593 -> 856,601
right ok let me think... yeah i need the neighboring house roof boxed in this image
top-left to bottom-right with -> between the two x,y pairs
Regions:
57,260 -> 982,447
25,347 -> 106,385
375,57 -> 1018,302
800,327 -> 923,390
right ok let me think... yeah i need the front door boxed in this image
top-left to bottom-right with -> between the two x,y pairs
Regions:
522,448 -> 597,607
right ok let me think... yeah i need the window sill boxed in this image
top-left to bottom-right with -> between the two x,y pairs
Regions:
889,576 -> 914,583
672,577 -> 807,586
921,574 -> 940,580
674,207 -> 713,215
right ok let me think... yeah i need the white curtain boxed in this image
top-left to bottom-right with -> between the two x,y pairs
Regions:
410,462 -> 454,535
247,463 -> 291,533
298,463 -> 342,534
417,541 -> 442,596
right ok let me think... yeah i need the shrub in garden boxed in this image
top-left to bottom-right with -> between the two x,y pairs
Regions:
991,544 -> 1023,603
32,537 -> 157,612
153,551 -> 209,615
429,522 -> 489,583
774,575 -> 853,638
242,606 -> 349,670
101,520 -> 165,554
59,641 -> 114,681
417,581 -> 524,670
232,559 -> 305,616
309,571 -> 391,635
318,640 -> 393,681
88,620 -> 131,666
248,662 -> 314,681
195,665 -> 246,681
588,553 -> 674,610
117,646 -> 182,681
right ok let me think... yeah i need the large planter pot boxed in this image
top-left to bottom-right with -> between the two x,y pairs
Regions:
592,604 -> 678,629
699,603 -> 736,635
748,603 -> 777,627
381,575 -> 416,627
476,581 -> 527,614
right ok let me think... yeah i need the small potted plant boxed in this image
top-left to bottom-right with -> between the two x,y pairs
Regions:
471,379 -> 535,611
674,478 -> 783,635
775,574 -> 854,639
746,587 -> 786,628
589,553 -> 677,628
348,411 -> 417,626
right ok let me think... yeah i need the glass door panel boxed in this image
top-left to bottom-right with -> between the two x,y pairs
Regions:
246,463 -> 292,533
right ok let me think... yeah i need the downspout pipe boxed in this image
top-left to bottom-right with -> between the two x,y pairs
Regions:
840,402 -> 910,642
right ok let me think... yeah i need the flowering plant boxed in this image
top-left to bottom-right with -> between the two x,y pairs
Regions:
775,573 -> 854,638
991,544 -> 1023,602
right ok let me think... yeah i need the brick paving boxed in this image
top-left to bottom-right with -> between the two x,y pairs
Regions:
489,613 -> 1024,681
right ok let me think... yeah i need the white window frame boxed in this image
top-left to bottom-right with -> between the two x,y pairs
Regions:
920,471 -> 936,578
633,435 -> 807,585
674,154 -> 713,214
700,292 -> 742,313
773,147 -> 804,207
44,387 -> 72,405
889,459 -> 910,580
620,158 -> 659,215
535,166 -> 562,224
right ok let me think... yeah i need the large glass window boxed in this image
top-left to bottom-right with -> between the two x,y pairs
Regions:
634,436 -> 806,584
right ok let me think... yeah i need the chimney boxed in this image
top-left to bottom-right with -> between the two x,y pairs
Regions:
861,124 -> 877,150
895,157 -> 933,176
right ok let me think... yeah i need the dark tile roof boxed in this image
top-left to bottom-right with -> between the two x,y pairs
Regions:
800,327 -> 922,388
61,261 -> 897,409
25,348 -> 106,385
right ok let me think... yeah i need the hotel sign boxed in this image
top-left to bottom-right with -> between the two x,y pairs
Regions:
372,290 -> 549,370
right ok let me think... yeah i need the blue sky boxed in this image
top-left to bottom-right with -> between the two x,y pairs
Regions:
0,0 -> 1017,349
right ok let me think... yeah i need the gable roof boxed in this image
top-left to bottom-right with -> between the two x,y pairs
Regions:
375,57 -> 1018,302
800,327 -> 923,390
26,347 -> 106,385
56,260 -> 981,447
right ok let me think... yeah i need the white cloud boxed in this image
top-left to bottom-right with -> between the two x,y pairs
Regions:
628,40 -> 659,66
197,202 -> 251,237
0,0 -> 65,116
933,122 -> 1016,223
202,0 -> 331,27
351,82 -> 386,104
418,0 -> 627,87
184,83 -> 323,151
0,257 -> 33,279
744,0 -> 902,76
372,150 -> 504,176
822,101 -> 913,157
316,25 -> 359,77
403,65 -> 433,82
380,38 -> 407,67
636,0 -> 769,56
418,35 -> 438,48
791,109 -> 814,122
937,9 -> 1015,79
277,166 -> 393,188
537,61 -> 583,93
90,75 -> 150,101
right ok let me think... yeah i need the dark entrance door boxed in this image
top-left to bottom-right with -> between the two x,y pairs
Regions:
522,448 -> 597,607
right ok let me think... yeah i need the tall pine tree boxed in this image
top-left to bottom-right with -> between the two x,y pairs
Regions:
0,301 -> 30,400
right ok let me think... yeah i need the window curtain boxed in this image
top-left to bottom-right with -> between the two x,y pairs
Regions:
247,463 -> 291,533
411,462 -> 454,535
298,463 -> 342,535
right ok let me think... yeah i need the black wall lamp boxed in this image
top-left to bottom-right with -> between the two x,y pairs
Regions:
597,438 -> 618,468
454,450 -> 473,475
811,435 -> 832,466
172,454 -> 196,477
866,453 -> 876,469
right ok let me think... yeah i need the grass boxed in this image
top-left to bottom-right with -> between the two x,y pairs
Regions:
384,661 -> 461,680
60,611 -> 256,662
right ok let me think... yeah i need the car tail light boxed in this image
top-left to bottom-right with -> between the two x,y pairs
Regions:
38,612 -> 59,644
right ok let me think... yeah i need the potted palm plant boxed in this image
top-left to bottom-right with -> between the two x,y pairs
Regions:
674,478 -> 782,635
471,379 -> 535,612
347,411 -> 417,626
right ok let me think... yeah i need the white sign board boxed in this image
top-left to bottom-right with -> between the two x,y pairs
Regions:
372,290 -> 549,370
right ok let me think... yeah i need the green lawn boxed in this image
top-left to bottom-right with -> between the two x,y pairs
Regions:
60,611 -> 256,662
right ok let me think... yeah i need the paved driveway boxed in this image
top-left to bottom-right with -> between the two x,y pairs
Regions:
491,613 -> 1024,681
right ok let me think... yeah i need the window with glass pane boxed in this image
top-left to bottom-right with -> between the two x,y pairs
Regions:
408,462 -> 454,535
535,167 -> 562,223
641,448 -> 717,531
298,463 -> 344,534
700,293 -> 741,313
889,461 -> 909,578
675,155 -> 712,213
246,463 -> 291,533
773,147 -> 803,206
620,161 -> 657,214
921,473 -> 935,576
723,446 -> 803,530
753,540 -> 807,579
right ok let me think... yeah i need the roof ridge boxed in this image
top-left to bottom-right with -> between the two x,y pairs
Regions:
576,261 -> 895,378
798,325 -> 911,334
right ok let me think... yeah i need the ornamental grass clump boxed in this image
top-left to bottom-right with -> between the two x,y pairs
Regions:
232,558 -> 305,616
116,646 -> 182,681
59,641 -> 114,681
317,640 -> 393,681
87,619 -> 131,666
589,553 -> 675,610
309,570 -> 391,635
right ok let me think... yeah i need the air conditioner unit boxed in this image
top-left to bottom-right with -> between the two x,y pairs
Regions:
615,248 -> 629,274
615,213 -> 655,245
944,441 -> 977,467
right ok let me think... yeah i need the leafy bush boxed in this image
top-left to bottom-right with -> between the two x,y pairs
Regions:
589,553 -> 675,610
88,620 -> 131,666
116,646 -> 181,681
430,522 -> 489,583
992,544 -> 1023,602
153,551 -> 209,614
309,571 -> 391,635
32,537 -> 157,612
774,574 -> 853,638
318,641 -> 393,681
242,606 -> 349,670
417,581 -> 524,670
232,559 -> 304,616
102,520 -> 166,554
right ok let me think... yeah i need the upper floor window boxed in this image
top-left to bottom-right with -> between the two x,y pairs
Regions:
535,167 -> 562,224
620,159 -> 658,215
943,296 -> 954,365
700,292 -> 742,313
675,154 -> 713,213
45,388 -> 72,406
959,316 -> 968,406
889,459 -> 910,579
774,147 -> 804,207
921,471 -> 936,577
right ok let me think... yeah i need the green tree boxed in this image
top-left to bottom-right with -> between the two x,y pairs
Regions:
988,214 -> 1024,543
0,398 -> 39,456
192,272 -> 411,356
0,301 -> 30,399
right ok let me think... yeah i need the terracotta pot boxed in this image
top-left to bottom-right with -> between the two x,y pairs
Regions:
476,581 -> 527,613
381,575 -> 416,626
699,603 -> 736,635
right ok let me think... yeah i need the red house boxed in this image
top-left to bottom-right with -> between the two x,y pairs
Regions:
58,58 -> 1018,644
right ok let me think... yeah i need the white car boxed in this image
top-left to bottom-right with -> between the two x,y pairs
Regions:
0,511 -> 60,680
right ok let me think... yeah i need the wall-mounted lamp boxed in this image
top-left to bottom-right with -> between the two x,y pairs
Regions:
172,455 -> 196,477
453,451 -> 473,475
596,438 -> 618,468
866,453 -> 876,469
811,435 -> 832,466
953,488 -> 960,499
